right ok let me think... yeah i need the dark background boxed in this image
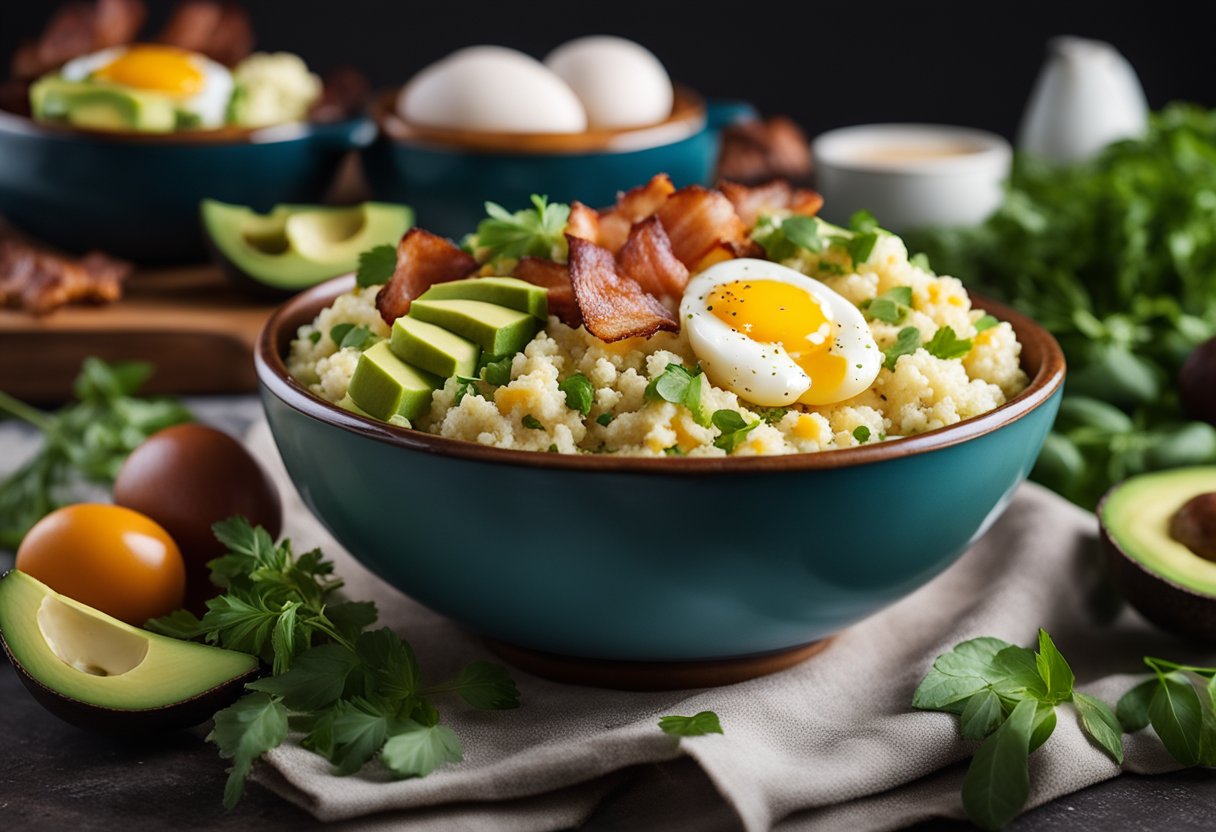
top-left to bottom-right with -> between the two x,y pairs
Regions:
1,1 -> 1210,140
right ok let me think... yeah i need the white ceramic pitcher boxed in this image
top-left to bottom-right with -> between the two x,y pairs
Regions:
1018,36 -> 1149,163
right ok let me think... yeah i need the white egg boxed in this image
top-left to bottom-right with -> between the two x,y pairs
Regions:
398,46 -> 587,133
680,259 -> 882,407
60,45 -> 233,129
544,36 -> 673,130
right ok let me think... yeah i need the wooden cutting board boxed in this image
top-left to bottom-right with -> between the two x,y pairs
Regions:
0,266 -> 280,403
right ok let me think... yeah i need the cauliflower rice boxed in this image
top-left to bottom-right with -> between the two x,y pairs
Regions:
286,233 -> 1027,457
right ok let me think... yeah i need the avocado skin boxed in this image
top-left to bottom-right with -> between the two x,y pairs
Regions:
1099,493 -> 1216,642
0,630 -> 260,734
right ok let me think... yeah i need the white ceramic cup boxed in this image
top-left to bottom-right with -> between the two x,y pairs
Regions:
812,124 -> 1012,232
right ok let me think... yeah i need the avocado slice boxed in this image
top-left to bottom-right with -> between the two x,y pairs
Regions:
418,277 -> 549,321
201,200 -> 413,295
409,299 -> 539,356
0,570 -> 258,732
391,316 -> 481,379
30,78 -> 177,132
347,341 -> 440,422
1099,467 -> 1216,640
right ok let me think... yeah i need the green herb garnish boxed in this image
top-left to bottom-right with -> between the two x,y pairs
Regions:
861,286 -> 913,324
330,324 -> 378,351
712,409 -> 760,454
975,314 -> 999,333
0,358 -> 192,550
915,630 -> 1122,830
308,331 -> 322,345
924,326 -> 973,361
909,252 -> 935,274
663,445 -> 685,456
883,326 -> 922,370
1117,656 -> 1216,768
469,195 -> 570,265
755,406 -> 791,426
852,426 -> 871,443
356,244 -> 398,288
148,518 -> 519,808
596,412 -> 615,427
644,363 -> 711,427
521,414 -> 543,430
659,711 -> 724,737
558,373 -> 594,417
752,215 -> 826,261
479,355 -> 514,387
453,376 -> 480,405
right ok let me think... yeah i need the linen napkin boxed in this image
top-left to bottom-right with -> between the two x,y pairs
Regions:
243,419 -> 1208,831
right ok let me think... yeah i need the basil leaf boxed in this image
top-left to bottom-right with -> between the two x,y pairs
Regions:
960,689 -> 1005,740
658,711 -> 724,737
1035,629 -> 1075,704
961,697 -> 1036,831
558,373 -> 595,417
1149,672 -> 1204,766
356,244 -> 397,288
1074,691 -> 1125,764
1118,678 -> 1159,732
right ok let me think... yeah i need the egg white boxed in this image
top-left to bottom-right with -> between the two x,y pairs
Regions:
544,36 -> 673,130
679,259 -> 882,407
60,46 -> 234,129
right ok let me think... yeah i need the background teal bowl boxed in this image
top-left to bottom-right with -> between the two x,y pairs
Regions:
361,97 -> 755,238
0,112 -> 374,263
257,278 -> 1064,662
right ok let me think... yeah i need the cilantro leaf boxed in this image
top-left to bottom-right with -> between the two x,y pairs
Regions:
659,711 -> 724,737
144,608 -> 207,639
472,195 -> 570,264
924,326 -> 973,361
356,244 -> 397,288
781,216 -> 825,252
329,698 -> 391,776
752,215 -> 825,260
522,414 -> 544,430
453,376 -> 480,405
381,722 -> 464,778
198,594 -> 282,660
1074,691 -> 1124,764
861,286 -> 913,324
712,409 -> 760,454
961,697 -> 1036,831
479,354 -> 514,386
435,661 -> 521,710
355,628 -> 420,703
248,644 -> 361,711
975,314 -> 999,333
207,692 -> 289,809
325,600 -> 379,643
645,363 -> 711,426
269,601 -> 303,675
883,327 -> 921,370
330,324 -> 378,351
559,373 -> 595,417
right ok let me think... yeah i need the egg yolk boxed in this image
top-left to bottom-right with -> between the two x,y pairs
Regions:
707,279 -> 848,396
94,46 -> 204,97
15,504 -> 186,626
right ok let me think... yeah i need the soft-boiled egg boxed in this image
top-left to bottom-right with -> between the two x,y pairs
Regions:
398,46 -> 587,133
680,259 -> 882,406
544,36 -> 674,130
60,44 -> 234,128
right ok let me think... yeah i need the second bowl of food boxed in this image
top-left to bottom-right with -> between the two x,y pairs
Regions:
256,178 -> 1064,679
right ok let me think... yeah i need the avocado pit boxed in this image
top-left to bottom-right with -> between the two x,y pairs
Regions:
1168,491 -> 1216,562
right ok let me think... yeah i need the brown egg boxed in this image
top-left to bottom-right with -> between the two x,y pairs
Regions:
113,424 -> 282,611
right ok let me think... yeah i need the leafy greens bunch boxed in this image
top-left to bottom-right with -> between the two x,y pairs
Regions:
909,105 -> 1216,507
1116,656 -> 1216,768
0,358 -> 192,549
148,517 -> 520,808
913,630 -> 1121,830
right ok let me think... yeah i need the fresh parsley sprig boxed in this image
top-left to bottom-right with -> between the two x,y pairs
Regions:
467,195 -> 571,266
356,244 -> 398,288
712,409 -> 760,454
914,630 -> 1121,830
645,363 -> 711,427
148,517 -> 520,808
0,358 -> 192,550
860,286 -> 913,325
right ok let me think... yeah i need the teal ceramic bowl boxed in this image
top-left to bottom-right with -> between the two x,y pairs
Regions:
361,88 -> 755,238
0,111 -> 375,262
257,277 -> 1064,666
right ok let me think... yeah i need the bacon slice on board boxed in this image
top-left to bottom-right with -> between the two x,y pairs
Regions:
513,257 -> 581,327
375,229 -> 477,325
566,236 -> 677,342
655,185 -> 748,269
157,1 -> 254,67
720,179 -> 824,227
0,231 -> 131,316
616,216 -> 689,300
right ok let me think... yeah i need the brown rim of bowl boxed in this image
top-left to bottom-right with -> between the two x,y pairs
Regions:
0,106 -> 358,145
372,85 -> 707,155
256,275 -> 1066,475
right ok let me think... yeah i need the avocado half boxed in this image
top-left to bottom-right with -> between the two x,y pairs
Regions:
201,199 -> 412,296
1099,466 -> 1216,641
0,571 -> 259,733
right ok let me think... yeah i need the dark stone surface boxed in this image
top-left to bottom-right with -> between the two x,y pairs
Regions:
2,658 -> 1215,831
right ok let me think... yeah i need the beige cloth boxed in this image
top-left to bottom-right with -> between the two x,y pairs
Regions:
245,420 -> 1204,831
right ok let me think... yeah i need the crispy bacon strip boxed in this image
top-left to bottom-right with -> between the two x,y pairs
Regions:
616,216 -> 689,300
597,174 -> 675,253
720,179 -> 824,227
95,0 -> 147,48
717,117 -> 812,184
655,185 -> 748,269
566,236 -> 677,342
0,233 -> 130,316
565,201 -> 600,245
157,1 -> 253,67
11,0 -> 145,81
375,229 -> 477,325
513,257 -> 580,327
